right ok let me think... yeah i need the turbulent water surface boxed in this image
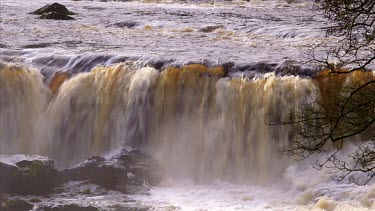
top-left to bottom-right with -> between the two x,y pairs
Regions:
0,0 -> 374,210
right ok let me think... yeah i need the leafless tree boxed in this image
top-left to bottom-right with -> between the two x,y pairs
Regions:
271,0 -> 375,184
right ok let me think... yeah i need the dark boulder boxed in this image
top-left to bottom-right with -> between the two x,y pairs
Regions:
61,149 -> 164,193
0,199 -> 34,211
0,155 -> 62,195
61,156 -> 130,192
40,12 -> 75,20
31,3 -> 75,15
119,149 -> 165,186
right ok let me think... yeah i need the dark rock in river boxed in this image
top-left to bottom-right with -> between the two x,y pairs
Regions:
199,25 -> 224,33
118,148 -> 165,186
112,21 -> 138,28
61,149 -> 164,193
40,12 -> 75,20
61,156 -> 130,192
31,3 -> 75,15
0,155 -> 62,195
31,3 -> 75,20
38,204 -> 99,211
0,198 -> 34,211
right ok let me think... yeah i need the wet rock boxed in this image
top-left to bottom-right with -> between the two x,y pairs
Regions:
120,149 -> 165,186
31,3 -> 75,20
113,21 -> 138,28
22,43 -> 55,49
0,198 -> 34,211
53,181 -> 109,197
29,198 -> 42,203
0,155 -> 62,195
61,149 -> 164,193
199,25 -> 224,33
39,204 -> 98,211
40,12 -> 75,20
88,155 -> 105,162
61,156 -> 130,192
31,3 -> 75,15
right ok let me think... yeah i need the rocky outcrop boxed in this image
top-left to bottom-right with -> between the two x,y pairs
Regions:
61,149 -> 164,193
0,155 -> 62,195
31,3 -> 75,20
0,149 -> 163,196
0,151 -> 163,210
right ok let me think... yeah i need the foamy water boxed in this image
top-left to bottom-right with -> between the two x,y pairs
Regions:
131,150 -> 375,211
0,0 -> 330,77
130,162 -> 375,211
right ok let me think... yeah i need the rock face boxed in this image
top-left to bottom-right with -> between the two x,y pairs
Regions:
62,149 -> 164,193
31,3 -> 75,20
0,155 -> 62,195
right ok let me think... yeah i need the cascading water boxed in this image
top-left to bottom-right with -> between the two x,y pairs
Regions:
0,60 -> 374,210
0,62 -> 49,154
2,61 -> 314,182
146,66 -> 316,184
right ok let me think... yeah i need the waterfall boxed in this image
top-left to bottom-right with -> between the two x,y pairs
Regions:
0,61 -> 320,184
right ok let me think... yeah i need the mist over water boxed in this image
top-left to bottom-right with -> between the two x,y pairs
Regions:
0,0 -> 374,210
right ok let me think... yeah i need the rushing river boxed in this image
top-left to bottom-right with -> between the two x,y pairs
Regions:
0,0 -> 374,210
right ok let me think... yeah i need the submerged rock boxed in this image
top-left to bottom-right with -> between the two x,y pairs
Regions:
0,199 -> 34,211
40,12 -> 75,20
199,25 -> 224,33
112,21 -> 138,28
61,149 -> 164,193
0,155 -> 62,195
38,204 -> 99,211
31,3 -> 75,15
